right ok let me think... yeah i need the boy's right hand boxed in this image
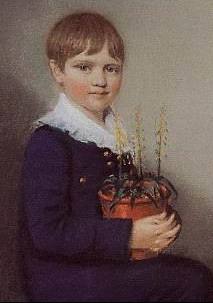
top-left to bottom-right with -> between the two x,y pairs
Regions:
130,211 -> 181,253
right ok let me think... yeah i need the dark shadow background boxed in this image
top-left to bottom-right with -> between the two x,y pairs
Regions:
1,0 -> 213,301
0,75 -> 42,301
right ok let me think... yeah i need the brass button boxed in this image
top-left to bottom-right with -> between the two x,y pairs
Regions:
104,151 -> 110,157
107,161 -> 113,166
102,148 -> 112,157
79,176 -> 87,184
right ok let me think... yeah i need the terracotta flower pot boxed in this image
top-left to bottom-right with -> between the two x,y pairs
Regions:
98,176 -> 177,261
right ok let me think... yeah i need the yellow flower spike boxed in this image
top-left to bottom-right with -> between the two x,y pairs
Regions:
114,110 -> 129,180
133,105 -> 146,178
114,111 -> 128,155
155,104 -> 168,179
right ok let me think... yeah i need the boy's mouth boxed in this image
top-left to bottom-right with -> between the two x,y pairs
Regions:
89,91 -> 109,95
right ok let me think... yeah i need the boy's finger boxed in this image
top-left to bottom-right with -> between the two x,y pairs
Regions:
155,235 -> 176,248
149,211 -> 167,223
158,213 -> 176,229
159,224 -> 181,239
158,211 -> 167,220
163,236 -> 177,247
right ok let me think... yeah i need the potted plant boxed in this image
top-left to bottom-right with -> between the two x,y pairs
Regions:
98,106 -> 178,260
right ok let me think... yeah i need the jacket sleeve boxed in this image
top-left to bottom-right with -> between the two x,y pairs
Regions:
22,129 -> 133,262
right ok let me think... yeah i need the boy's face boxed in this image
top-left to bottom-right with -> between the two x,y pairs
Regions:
50,43 -> 123,115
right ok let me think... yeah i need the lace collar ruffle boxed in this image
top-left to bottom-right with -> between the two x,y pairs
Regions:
33,93 -> 131,154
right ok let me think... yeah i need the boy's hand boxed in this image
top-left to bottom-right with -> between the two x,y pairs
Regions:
130,211 -> 181,252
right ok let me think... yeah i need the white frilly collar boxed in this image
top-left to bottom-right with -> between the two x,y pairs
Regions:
33,93 -> 131,154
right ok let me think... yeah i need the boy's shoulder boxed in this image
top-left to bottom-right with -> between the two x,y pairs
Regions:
25,123 -> 101,160
33,124 -> 70,139
25,124 -> 73,156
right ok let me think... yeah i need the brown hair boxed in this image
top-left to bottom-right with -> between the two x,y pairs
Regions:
46,12 -> 125,71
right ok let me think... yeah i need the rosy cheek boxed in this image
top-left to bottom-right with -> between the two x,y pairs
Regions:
69,82 -> 89,98
111,80 -> 122,94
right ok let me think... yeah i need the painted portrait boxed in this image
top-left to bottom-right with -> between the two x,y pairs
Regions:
0,0 -> 212,301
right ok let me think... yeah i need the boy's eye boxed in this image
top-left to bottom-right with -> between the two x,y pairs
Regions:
105,65 -> 121,74
75,64 -> 91,72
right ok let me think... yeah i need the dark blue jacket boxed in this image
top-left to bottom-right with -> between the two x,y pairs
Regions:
21,125 -> 213,302
21,124 -> 133,301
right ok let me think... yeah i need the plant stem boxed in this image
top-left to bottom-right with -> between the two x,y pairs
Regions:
135,112 -> 144,179
138,138 -> 143,179
157,133 -> 162,179
118,155 -> 122,183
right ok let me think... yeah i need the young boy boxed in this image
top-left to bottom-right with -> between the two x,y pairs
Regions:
21,12 -> 212,302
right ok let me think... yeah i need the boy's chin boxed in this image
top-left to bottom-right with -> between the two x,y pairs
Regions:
90,105 -> 109,114
88,100 -> 113,112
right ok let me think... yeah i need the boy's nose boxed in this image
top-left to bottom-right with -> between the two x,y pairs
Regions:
91,69 -> 107,88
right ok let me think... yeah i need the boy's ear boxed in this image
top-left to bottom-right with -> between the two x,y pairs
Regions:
49,60 -> 64,84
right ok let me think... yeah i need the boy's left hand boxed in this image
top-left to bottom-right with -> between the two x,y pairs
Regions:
151,210 -> 182,253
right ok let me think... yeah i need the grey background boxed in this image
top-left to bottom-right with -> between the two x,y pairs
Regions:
1,0 -> 213,301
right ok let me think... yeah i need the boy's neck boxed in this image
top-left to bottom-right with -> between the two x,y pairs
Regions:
80,107 -> 106,127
